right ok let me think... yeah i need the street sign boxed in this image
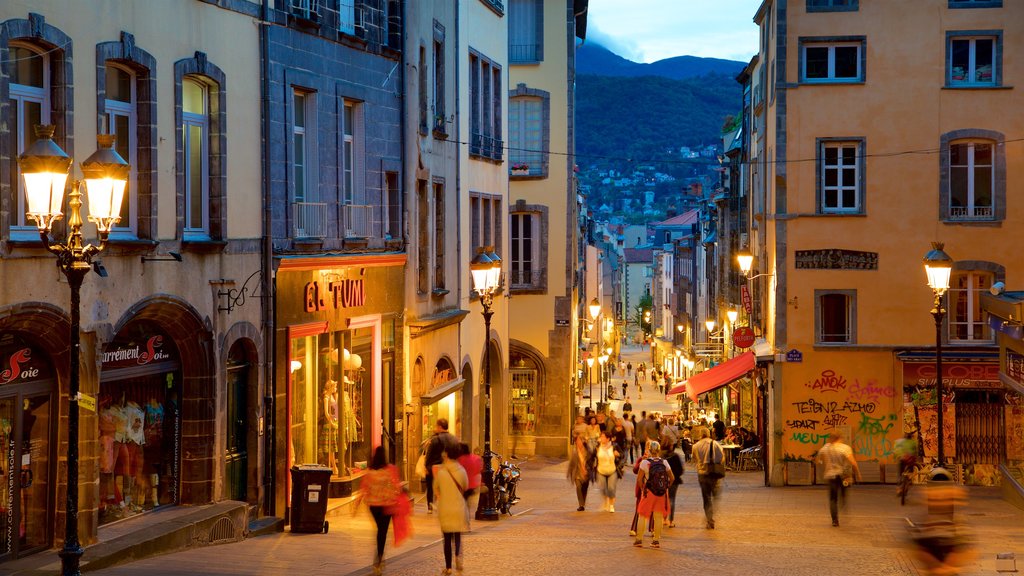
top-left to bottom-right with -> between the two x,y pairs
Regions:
733,326 -> 755,349
741,285 -> 752,314
555,319 -> 569,327
786,349 -> 803,363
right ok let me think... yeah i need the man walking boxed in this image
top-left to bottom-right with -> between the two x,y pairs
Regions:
692,427 -> 725,529
816,432 -> 860,527
423,419 -> 459,513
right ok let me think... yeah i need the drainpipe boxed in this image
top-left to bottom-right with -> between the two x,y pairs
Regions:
260,0 -> 276,517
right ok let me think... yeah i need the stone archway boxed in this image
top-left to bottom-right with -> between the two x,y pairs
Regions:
110,295 -> 215,504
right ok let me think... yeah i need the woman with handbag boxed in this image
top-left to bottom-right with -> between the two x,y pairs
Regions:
692,426 -> 725,529
358,446 -> 405,575
433,444 -> 469,575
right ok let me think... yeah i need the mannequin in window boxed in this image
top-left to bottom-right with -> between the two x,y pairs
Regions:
98,394 -> 118,506
111,391 -> 130,512
341,376 -> 358,474
321,379 -> 339,475
143,397 -> 164,507
124,397 -> 146,511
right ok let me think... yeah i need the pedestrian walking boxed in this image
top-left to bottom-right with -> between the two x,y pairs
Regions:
456,443 -> 483,528
633,440 -> 673,548
433,444 -> 469,575
629,444 -> 656,538
568,428 -> 595,511
356,446 -> 410,575
816,431 -> 860,527
622,415 -> 635,464
692,426 -> 725,529
621,380 -> 628,399
664,443 -> 684,528
595,431 -> 620,512
627,361 -> 633,376
423,419 -> 459,514
622,397 -> 633,414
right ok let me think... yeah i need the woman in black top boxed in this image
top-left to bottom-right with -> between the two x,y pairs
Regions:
663,445 -> 685,528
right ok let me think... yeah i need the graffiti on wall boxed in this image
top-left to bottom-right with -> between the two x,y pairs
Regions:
782,368 -> 900,462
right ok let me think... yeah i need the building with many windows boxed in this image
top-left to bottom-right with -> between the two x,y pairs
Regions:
0,0 -> 264,558
506,0 -> 588,457
742,0 -> 1023,487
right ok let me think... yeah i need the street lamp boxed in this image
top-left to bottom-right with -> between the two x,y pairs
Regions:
736,248 -> 754,276
588,297 -> 601,322
727,308 -> 738,325
471,246 -> 502,521
18,126 -> 128,576
923,242 -> 953,465
705,319 -> 716,335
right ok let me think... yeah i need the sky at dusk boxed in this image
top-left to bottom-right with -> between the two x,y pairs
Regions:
586,0 -> 763,63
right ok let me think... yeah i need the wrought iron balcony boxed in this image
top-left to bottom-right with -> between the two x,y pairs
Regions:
292,201 -> 328,238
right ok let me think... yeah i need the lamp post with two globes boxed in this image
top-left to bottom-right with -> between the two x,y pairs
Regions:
18,125 -> 129,576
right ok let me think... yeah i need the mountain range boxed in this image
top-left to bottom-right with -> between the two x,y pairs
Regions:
575,44 -> 746,166
576,43 -> 747,80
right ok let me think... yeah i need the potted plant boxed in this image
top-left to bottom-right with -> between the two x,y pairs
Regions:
511,162 -> 530,176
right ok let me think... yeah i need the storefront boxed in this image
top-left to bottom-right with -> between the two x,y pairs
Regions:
98,321 -> 182,524
275,256 -> 404,510
979,291 -> 1024,492
0,334 -> 55,559
420,358 -> 463,439
899,354 -> 1004,486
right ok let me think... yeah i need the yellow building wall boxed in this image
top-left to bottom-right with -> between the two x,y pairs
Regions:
7,0 -> 263,241
763,1 -> 1022,475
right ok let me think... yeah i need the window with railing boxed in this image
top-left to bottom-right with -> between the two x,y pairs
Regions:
510,205 -> 547,292
948,140 -> 993,220
291,0 -> 320,22
469,50 -> 503,161
293,201 -> 328,238
509,0 -> 543,63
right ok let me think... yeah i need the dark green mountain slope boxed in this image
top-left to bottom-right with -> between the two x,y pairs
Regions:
575,72 -> 741,163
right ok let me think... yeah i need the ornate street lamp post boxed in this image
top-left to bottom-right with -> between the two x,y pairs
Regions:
923,242 -> 953,465
18,126 -> 128,576
585,356 -> 595,409
471,247 -> 502,521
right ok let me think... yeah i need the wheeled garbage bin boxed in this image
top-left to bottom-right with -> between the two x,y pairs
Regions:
290,465 -> 333,533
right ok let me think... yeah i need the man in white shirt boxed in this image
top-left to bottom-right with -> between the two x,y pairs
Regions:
816,432 -> 861,527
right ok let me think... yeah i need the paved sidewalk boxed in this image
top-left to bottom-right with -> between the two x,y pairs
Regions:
88,456 -> 1022,575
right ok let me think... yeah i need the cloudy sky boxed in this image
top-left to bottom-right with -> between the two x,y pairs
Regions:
586,0 -> 763,63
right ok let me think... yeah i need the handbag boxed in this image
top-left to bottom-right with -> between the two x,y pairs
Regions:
415,454 -> 427,479
703,440 -> 726,480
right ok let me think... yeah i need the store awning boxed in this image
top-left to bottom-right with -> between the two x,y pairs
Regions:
668,351 -> 755,402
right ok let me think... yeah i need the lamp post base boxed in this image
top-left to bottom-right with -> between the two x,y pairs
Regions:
475,472 -> 500,521
59,544 -> 83,576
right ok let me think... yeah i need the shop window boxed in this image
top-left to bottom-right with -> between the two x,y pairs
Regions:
422,358 -> 462,438
510,355 -> 538,436
99,322 -> 181,525
288,326 -> 373,479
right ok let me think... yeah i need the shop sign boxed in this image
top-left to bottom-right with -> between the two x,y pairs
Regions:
741,285 -> 752,314
785,349 -> 803,363
432,367 -> 454,387
303,277 -> 367,313
102,335 -> 172,369
794,249 -> 878,270
903,361 -> 1001,389
733,327 -> 755,349
555,319 -> 569,327
0,347 -> 46,385
1007,350 -> 1024,386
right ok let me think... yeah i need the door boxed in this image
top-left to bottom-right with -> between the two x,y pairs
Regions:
225,350 -> 249,502
0,387 -> 53,560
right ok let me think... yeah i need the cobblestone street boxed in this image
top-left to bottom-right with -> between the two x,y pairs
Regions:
90,456 -> 1021,576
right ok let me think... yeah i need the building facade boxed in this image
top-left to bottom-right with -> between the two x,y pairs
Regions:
746,0 -> 1023,486
263,0 -> 406,521
0,0 -> 264,558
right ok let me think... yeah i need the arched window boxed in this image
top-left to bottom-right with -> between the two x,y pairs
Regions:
105,64 -> 138,235
182,78 -> 209,235
9,42 -> 50,231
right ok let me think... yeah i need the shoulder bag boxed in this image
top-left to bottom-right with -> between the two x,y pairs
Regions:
703,440 -> 726,480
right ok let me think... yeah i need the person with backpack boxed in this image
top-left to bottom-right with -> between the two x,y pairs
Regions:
633,440 -> 674,548
693,426 -> 725,529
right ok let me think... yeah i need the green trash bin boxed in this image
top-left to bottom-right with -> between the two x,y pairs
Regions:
290,465 -> 332,533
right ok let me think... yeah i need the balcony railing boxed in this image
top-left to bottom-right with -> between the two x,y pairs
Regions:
471,132 -> 503,161
293,201 -> 328,238
510,43 -> 540,63
509,268 -> 546,288
949,205 -> 993,220
343,203 -> 382,238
